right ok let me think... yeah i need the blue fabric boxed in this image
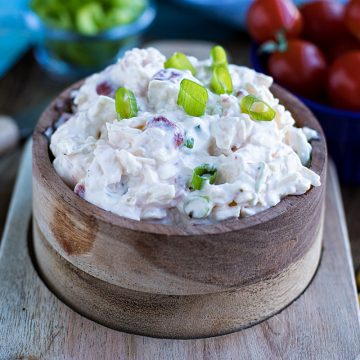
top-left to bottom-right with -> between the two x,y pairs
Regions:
0,0 -> 31,77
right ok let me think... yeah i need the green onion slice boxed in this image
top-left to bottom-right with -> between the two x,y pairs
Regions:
210,45 -> 228,67
255,162 -> 266,193
164,52 -> 196,75
75,3 -> 104,35
177,79 -> 208,117
184,137 -> 194,149
190,164 -> 217,190
115,87 -> 138,119
184,196 -> 211,219
210,65 -> 233,95
240,95 -> 276,121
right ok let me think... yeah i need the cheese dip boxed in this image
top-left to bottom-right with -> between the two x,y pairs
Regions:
50,47 -> 320,222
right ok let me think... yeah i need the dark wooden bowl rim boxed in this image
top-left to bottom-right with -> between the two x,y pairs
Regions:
33,81 -> 327,236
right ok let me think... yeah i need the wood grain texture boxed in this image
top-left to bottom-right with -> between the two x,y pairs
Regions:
0,149 -> 21,239
0,142 -> 359,359
33,217 -> 323,339
31,82 -> 327,338
342,185 -> 360,270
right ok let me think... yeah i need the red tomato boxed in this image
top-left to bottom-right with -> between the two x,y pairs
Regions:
247,0 -> 303,44
327,51 -> 360,111
326,33 -> 360,62
268,39 -> 327,99
345,0 -> 360,40
300,0 -> 347,46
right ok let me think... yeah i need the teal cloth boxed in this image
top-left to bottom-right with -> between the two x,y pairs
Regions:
0,0 -> 31,77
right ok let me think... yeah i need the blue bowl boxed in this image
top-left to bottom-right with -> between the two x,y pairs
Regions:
29,1 -> 156,78
250,43 -> 360,184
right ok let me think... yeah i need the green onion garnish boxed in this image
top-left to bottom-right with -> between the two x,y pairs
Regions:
75,3 -> 104,35
30,0 -> 146,34
177,79 -> 208,117
240,95 -> 276,121
255,162 -> 266,193
210,65 -> 233,95
115,87 -> 138,119
184,137 -> 194,149
164,52 -> 196,75
190,164 -> 217,190
211,45 -> 228,67
184,196 -> 211,219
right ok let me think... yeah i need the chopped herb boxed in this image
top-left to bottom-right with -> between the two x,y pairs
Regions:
190,164 -> 217,190
115,87 -> 138,119
210,45 -> 228,67
177,79 -> 208,117
240,95 -> 276,121
184,137 -> 194,149
255,162 -> 266,193
184,196 -> 211,218
210,64 -> 233,95
164,52 -> 196,75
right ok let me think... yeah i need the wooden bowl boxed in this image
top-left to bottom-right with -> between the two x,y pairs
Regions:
32,82 -> 327,339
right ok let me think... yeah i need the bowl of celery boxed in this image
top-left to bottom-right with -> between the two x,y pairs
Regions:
30,0 -> 156,77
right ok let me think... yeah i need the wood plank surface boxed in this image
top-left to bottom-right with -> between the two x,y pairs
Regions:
342,186 -> 360,270
0,141 -> 359,359
0,149 -> 21,237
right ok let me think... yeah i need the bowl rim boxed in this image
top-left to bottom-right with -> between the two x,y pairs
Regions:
32,81 -> 327,236
250,42 -> 360,119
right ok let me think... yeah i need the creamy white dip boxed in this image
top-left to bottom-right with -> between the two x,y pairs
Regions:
50,47 -> 320,222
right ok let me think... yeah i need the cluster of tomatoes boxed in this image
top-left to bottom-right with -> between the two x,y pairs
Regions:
247,0 -> 360,111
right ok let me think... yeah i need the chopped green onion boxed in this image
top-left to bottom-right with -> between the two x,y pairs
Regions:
177,79 -> 208,117
184,196 -> 211,219
115,87 -> 138,119
164,52 -> 196,75
30,0 -> 146,34
210,46 -> 233,95
240,95 -> 276,121
184,137 -> 194,149
255,162 -> 266,193
190,164 -> 217,190
211,45 -> 228,67
75,3 -> 104,35
210,65 -> 233,95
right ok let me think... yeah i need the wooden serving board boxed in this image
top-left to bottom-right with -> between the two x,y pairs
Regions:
0,141 -> 359,360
